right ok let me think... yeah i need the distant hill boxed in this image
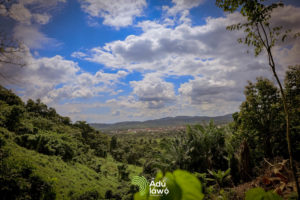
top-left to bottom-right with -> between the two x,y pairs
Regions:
90,114 -> 233,131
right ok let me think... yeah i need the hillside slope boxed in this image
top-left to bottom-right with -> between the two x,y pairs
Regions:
0,86 -> 141,199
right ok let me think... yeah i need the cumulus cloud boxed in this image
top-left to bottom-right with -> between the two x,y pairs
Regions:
1,0 -> 65,25
13,25 -> 60,49
9,3 -> 32,24
164,0 -> 205,15
72,5 -> 300,118
271,5 -> 300,33
0,0 -> 66,50
2,2 -> 300,122
162,0 -> 205,24
40,67 -> 127,103
73,12 -> 246,75
0,49 -> 128,104
179,76 -> 242,105
32,13 -> 51,25
130,74 -> 176,109
79,0 -> 146,28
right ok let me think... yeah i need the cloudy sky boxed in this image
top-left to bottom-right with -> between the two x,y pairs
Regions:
1,0 -> 300,123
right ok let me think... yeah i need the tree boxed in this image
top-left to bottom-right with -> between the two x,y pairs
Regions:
215,0 -> 300,196
5,105 -> 24,131
74,121 -> 94,139
0,85 -> 23,106
237,78 -> 284,159
110,135 -> 117,152
163,121 -> 228,172
117,164 -> 129,181
285,65 -> 300,158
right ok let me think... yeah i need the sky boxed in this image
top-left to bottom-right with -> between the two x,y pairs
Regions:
0,0 -> 300,123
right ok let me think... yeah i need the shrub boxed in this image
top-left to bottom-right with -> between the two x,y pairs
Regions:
245,188 -> 282,200
15,133 -> 76,161
72,190 -> 101,200
118,164 -> 129,181
0,159 -> 56,200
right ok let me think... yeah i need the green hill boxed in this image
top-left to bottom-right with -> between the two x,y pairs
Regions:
0,86 -> 142,200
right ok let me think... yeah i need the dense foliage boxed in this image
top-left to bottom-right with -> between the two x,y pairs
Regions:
0,86 -> 141,199
0,66 -> 299,199
216,0 -> 300,196
232,66 -> 300,163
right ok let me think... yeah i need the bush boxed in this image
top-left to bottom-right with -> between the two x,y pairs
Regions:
118,164 -> 129,181
5,105 -> 24,131
163,121 -> 228,172
15,133 -> 76,161
0,159 -> 56,200
245,188 -> 282,200
73,190 -> 101,200
0,86 -> 23,106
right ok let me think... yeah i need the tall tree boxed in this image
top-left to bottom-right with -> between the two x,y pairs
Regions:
215,0 -> 299,197
238,78 -> 283,158
110,135 -> 118,152
285,65 -> 300,157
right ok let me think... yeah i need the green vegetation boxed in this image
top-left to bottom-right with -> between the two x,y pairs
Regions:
216,0 -> 300,196
0,64 -> 300,199
1,1 -> 300,198
245,188 -> 282,200
0,87 -> 142,199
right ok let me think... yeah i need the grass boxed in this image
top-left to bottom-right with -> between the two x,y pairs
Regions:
4,139 -> 142,199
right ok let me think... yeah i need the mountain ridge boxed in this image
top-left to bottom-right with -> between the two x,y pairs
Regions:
90,114 -> 233,131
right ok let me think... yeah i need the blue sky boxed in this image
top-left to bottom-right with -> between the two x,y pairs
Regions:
1,0 -> 300,123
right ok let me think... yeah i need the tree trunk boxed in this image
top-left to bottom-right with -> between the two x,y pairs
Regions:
258,20 -> 299,197
264,133 -> 272,158
267,49 -> 300,199
239,140 -> 252,182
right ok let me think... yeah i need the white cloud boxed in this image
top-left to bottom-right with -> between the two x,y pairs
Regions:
32,13 -> 51,24
79,0 -> 147,28
13,25 -> 60,49
179,76 -> 241,104
271,5 -> 300,33
73,13 -> 244,75
38,67 -> 128,103
72,5 -> 300,120
130,73 -> 176,109
0,0 -> 66,50
1,0 -> 65,25
9,3 -> 32,24
3,3 -> 300,122
162,0 -> 205,24
163,0 -> 204,15
0,48 -> 128,104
